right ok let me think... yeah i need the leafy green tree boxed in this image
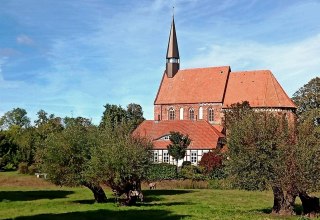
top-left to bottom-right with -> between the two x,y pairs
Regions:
0,130 -> 19,169
224,102 -> 296,215
126,103 -> 145,130
100,103 -> 145,131
90,127 -> 152,205
0,108 -> 30,130
40,121 -> 107,203
100,104 -> 127,129
167,131 -> 191,174
292,77 -> 320,116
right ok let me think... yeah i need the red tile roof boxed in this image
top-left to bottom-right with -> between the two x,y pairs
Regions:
154,66 -> 231,104
223,70 -> 296,108
133,120 -> 224,150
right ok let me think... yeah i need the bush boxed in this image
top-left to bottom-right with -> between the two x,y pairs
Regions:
146,163 -> 177,181
28,164 -> 38,175
181,161 -> 191,167
18,162 -> 28,174
199,152 -> 223,175
180,165 -> 206,181
208,178 -> 233,190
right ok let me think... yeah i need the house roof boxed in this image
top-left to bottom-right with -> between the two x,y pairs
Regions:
154,66 -> 231,105
133,120 -> 224,150
223,70 -> 296,108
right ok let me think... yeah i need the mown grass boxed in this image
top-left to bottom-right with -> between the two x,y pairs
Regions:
0,171 -> 317,220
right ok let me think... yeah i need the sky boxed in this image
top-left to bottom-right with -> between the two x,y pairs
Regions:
0,0 -> 320,124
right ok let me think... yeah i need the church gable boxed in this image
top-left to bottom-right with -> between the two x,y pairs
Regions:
223,70 -> 296,108
154,66 -> 231,105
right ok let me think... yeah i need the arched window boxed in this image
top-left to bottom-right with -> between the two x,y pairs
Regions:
169,108 -> 175,120
189,108 -> 194,120
208,108 -> 214,122
199,107 -> 203,119
179,108 -> 184,120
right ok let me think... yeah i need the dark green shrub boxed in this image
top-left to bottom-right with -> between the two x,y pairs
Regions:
18,162 -> 28,174
180,165 -> 206,181
146,163 -> 177,181
181,161 -> 191,167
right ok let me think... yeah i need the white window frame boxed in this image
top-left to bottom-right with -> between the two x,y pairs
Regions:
163,151 -> 169,163
191,151 -> 197,164
153,152 -> 158,163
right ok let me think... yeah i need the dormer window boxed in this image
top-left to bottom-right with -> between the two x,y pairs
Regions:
189,108 -> 195,120
208,108 -> 214,122
159,135 -> 171,140
169,108 -> 175,120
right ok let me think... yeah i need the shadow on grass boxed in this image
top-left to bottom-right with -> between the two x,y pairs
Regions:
73,198 -> 115,205
0,190 -> 73,202
8,209 -> 189,220
255,204 -> 303,215
143,190 -> 192,196
139,201 -> 192,207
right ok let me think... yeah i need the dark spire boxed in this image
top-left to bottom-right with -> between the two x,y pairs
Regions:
166,16 -> 180,78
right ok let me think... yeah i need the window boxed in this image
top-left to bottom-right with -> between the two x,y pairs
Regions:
191,151 -> 197,163
208,108 -> 214,122
153,152 -> 158,162
163,152 -> 169,163
180,108 -> 184,120
199,107 -> 203,119
160,135 -> 170,140
169,108 -> 175,120
189,108 -> 194,120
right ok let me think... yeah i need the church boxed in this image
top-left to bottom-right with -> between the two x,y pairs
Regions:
133,17 -> 296,166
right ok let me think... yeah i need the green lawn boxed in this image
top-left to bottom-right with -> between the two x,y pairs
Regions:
0,172 -> 315,220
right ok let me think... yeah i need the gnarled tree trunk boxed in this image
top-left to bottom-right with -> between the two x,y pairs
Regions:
299,191 -> 320,217
271,186 -> 296,215
83,183 -> 107,203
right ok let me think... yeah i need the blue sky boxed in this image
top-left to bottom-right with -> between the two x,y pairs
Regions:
0,0 -> 319,124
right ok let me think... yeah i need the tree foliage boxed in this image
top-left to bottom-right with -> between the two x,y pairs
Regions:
100,103 -> 144,131
40,120 -> 107,203
0,108 -> 30,130
89,127 -> 152,205
292,77 -> 320,115
167,131 -> 191,166
199,151 -> 223,176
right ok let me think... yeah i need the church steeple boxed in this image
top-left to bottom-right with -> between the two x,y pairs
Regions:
166,16 -> 180,78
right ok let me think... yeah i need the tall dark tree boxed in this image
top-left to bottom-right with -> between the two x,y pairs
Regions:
126,103 -> 145,130
292,77 -> 320,116
167,131 -> 191,173
100,103 -> 145,131
100,104 -> 127,129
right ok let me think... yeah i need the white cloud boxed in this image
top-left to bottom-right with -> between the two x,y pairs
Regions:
16,34 -> 34,45
185,33 -> 320,96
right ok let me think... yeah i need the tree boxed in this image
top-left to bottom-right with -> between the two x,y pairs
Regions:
167,131 -> 191,174
89,127 -> 152,205
0,108 -> 30,130
100,103 -> 145,131
100,104 -> 127,129
292,77 -> 320,116
224,102 -> 296,215
40,121 -> 107,203
126,103 -> 145,130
